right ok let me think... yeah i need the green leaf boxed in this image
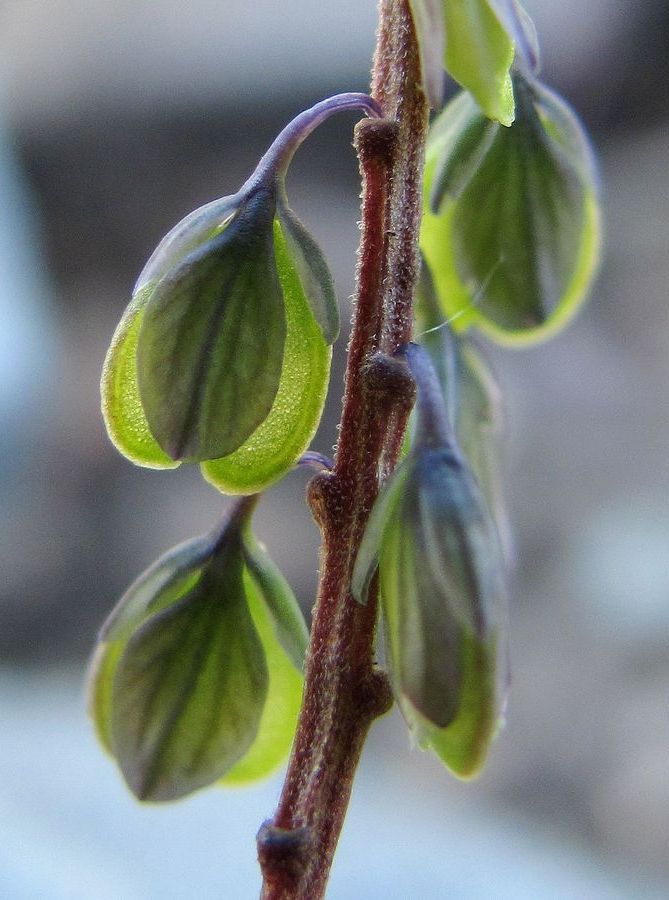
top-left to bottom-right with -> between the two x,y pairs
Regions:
430,106 -> 498,206
137,190 -> 286,462
417,315 -> 510,557
487,0 -> 539,73
100,284 -> 179,469
352,331 -> 507,781
421,79 -> 601,346
111,557 -> 268,802
443,0 -> 516,126
453,342 -> 509,552
101,537 -> 211,642
400,631 -> 502,778
380,451 -> 504,775
202,219 -> 331,494
135,196 -> 239,294
351,464 -> 409,607
220,567 -> 303,785
277,202 -> 339,344
88,537 -> 213,754
387,453 -> 501,709
88,641 -> 124,754
243,529 -> 309,669
89,500 -> 308,800
378,460 -> 462,728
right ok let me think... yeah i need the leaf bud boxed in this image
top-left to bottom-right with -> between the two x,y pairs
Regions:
352,344 -> 507,777
88,496 -> 308,801
102,94 -> 382,492
421,72 -> 601,346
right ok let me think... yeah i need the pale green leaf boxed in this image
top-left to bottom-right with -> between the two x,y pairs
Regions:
100,284 -> 178,469
401,631 -> 501,779
421,80 -> 601,345
443,0 -> 516,126
487,0 -> 539,73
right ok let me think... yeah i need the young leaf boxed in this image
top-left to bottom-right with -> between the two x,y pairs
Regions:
401,631 -> 502,778
137,190 -> 287,462
242,527 -> 309,669
88,536 -> 213,754
278,202 -> 339,344
353,449 -> 505,777
421,77 -> 601,345
417,308 -> 511,560
487,0 -> 539,73
352,345 -> 507,778
134,196 -> 239,294
88,499 -> 309,800
110,562 -> 268,802
100,284 -> 178,469
202,219 -> 331,495
220,567 -> 304,785
443,0 -> 516,126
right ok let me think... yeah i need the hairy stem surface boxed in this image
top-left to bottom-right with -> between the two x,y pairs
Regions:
258,3 -> 428,897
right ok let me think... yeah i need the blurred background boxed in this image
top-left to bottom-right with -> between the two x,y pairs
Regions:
1,1 -> 668,897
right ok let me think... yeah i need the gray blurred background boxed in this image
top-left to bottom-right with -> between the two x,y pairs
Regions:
1,1 -> 668,897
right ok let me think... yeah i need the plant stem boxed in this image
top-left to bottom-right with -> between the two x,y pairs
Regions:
249,93 -> 383,186
257,3 -> 428,897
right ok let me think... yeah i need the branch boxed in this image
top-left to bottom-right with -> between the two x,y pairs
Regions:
258,3 -> 428,897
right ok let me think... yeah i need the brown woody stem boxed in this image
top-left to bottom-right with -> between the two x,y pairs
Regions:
258,2 -> 428,897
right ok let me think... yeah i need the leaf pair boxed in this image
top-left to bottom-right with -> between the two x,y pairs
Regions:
102,185 -> 335,494
88,499 -> 307,801
353,345 -> 507,778
421,74 -> 601,345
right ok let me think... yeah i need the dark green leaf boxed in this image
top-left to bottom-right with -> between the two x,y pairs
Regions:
385,452 -> 501,720
402,630 -> 502,779
101,537 -> 212,643
110,547 -> 268,802
135,196 -> 239,293
353,343 -> 507,779
418,318 -> 510,557
430,102 -> 498,207
89,501 -> 308,799
202,219 -> 331,494
137,190 -> 286,462
88,537 -> 211,753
